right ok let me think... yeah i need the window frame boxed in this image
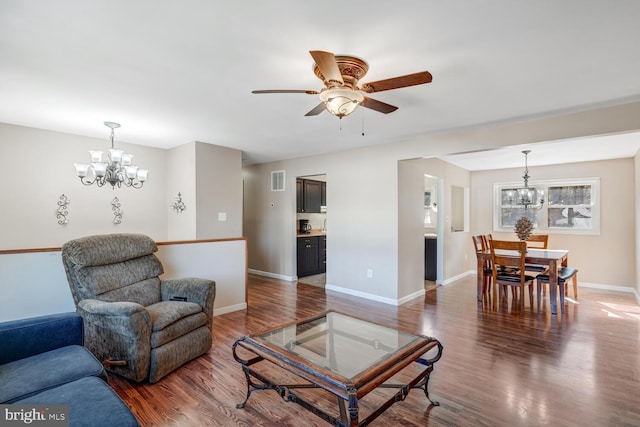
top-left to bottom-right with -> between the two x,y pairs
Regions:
493,177 -> 600,235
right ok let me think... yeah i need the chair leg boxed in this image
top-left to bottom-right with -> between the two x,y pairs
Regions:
572,274 -> 578,299
536,282 -> 542,311
528,285 -> 534,309
559,282 -> 566,314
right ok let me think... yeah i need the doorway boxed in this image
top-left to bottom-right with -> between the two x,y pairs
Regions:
296,174 -> 327,286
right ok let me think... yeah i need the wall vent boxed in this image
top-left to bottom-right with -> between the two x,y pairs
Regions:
271,170 -> 285,191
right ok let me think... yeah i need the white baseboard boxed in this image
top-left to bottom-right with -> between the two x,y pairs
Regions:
577,281 -> 636,293
213,302 -> 247,316
441,270 -> 475,286
325,283 -> 425,306
248,268 -> 296,282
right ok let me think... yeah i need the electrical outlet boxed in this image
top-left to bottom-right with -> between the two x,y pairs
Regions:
366,269 -> 373,278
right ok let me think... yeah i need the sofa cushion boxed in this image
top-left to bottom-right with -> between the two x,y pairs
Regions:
0,345 -> 105,403
146,301 -> 206,348
16,376 -> 139,427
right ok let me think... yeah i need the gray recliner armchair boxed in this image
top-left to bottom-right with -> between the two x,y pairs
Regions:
61,233 -> 216,383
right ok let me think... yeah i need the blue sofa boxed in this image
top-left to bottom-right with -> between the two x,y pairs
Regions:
0,313 -> 139,426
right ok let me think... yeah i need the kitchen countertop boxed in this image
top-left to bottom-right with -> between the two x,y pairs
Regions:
297,229 -> 327,238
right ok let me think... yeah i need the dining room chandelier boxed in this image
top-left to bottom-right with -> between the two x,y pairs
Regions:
74,122 -> 148,189
510,150 -> 544,210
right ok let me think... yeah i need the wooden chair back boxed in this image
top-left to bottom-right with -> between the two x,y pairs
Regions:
490,239 -> 527,272
490,239 -> 533,309
526,234 -> 549,249
472,235 -> 485,253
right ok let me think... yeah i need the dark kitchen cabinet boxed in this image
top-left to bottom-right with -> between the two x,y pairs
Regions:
297,236 -> 321,277
425,237 -> 437,281
321,182 -> 326,207
296,178 -> 323,213
296,179 -> 304,212
319,235 -> 327,272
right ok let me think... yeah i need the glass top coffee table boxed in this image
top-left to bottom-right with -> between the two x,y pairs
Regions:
233,310 -> 443,426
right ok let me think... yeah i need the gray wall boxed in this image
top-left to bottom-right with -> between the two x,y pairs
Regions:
243,101 -> 640,304
0,123 -> 243,249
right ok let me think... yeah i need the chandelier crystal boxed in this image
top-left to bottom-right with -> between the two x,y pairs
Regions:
74,122 -> 148,189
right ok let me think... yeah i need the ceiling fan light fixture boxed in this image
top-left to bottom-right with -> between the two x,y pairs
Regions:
319,88 -> 364,118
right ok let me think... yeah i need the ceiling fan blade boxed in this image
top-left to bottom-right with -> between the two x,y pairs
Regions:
361,71 -> 432,93
309,50 -> 344,86
304,102 -> 326,116
361,96 -> 398,114
252,89 -> 319,94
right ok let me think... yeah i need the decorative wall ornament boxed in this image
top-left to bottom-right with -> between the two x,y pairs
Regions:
56,194 -> 70,225
171,192 -> 187,214
111,197 -> 123,224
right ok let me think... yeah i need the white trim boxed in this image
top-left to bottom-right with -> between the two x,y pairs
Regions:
213,303 -> 247,316
325,283 -> 398,305
441,270 -> 476,286
326,283 -> 416,306
248,268 -> 296,282
398,289 -> 427,305
493,177 -> 600,235
577,282 -> 636,293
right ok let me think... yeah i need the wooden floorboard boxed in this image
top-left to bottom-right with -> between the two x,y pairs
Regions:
109,274 -> 640,426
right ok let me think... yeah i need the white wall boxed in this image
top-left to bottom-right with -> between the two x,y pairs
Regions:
0,239 -> 247,322
167,142 -> 197,240
0,124 -> 244,250
0,123 -> 167,249
635,151 -> 640,302
243,101 -> 640,304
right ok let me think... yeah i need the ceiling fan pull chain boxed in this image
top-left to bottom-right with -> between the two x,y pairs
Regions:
362,108 -> 365,136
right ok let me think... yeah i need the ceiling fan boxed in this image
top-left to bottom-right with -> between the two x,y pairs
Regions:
252,50 -> 433,119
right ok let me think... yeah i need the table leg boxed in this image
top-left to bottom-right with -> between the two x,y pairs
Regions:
476,256 -> 483,302
549,260 -> 558,315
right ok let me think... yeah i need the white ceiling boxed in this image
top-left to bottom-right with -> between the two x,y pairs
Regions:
440,131 -> 640,171
2,1 -> 640,165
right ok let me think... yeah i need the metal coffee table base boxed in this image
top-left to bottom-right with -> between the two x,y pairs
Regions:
233,337 -> 442,427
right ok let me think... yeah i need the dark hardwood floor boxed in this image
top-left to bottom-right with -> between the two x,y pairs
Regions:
109,274 -> 640,426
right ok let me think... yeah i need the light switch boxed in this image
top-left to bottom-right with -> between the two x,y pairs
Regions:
218,212 -> 227,221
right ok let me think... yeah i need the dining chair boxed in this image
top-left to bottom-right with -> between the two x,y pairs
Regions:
490,239 -> 536,310
536,267 -> 578,313
525,234 -> 550,273
472,235 -> 492,301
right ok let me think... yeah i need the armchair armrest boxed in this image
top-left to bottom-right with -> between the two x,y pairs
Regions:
0,312 -> 83,365
77,299 -> 151,339
161,278 -> 216,326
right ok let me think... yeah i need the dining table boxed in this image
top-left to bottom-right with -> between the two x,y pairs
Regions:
476,248 -> 570,314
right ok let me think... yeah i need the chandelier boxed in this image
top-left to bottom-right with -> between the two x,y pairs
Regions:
508,150 -> 544,210
74,122 -> 148,189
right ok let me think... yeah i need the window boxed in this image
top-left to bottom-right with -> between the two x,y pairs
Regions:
493,178 -> 600,234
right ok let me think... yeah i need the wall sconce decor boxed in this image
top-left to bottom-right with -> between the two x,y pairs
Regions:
171,192 -> 187,214
112,197 -> 123,224
56,194 -> 70,225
